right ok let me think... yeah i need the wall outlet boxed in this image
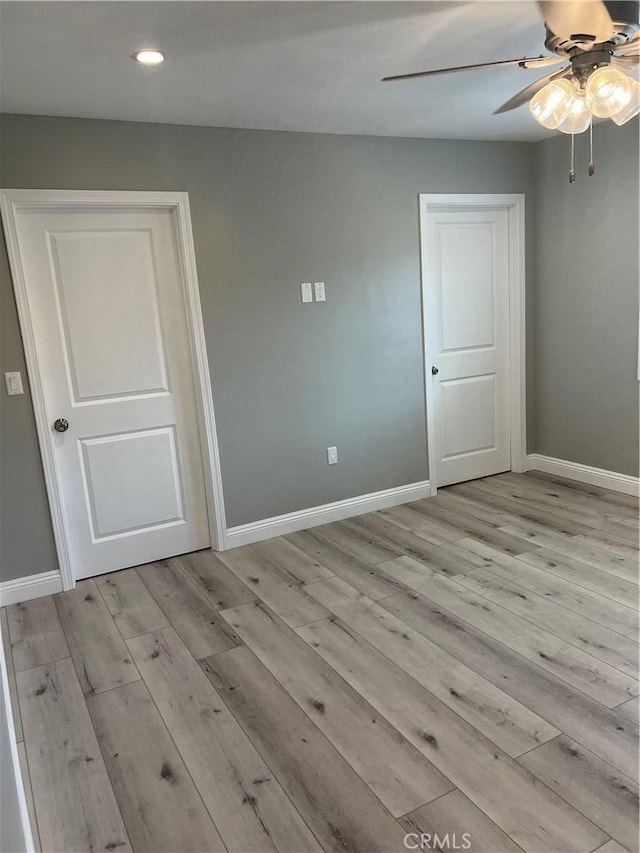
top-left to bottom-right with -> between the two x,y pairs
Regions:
327,446 -> 338,465
314,282 -> 326,302
300,282 -> 313,303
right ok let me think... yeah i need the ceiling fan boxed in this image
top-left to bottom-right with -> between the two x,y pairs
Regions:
383,0 -> 640,143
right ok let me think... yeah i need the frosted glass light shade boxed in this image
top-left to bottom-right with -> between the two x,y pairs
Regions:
585,67 -> 633,118
611,79 -> 640,125
558,91 -> 592,134
529,79 -> 575,129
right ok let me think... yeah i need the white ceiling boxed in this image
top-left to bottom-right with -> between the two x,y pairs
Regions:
0,1 -> 566,141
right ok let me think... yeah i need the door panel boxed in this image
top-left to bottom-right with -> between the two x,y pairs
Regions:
50,229 -> 168,401
439,224 -> 495,351
12,206 -> 210,579
79,428 -> 184,539
426,209 -> 510,487
441,374 -> 496,459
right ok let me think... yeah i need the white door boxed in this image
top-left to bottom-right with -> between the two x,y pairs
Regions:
425,208 -> 511,487
8,203 -> 210,579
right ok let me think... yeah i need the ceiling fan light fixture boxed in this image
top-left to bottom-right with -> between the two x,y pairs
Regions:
557,90 -> 592,133
610,78 -> 640,124
529,78 -> 575,129
585,66 -> 633,117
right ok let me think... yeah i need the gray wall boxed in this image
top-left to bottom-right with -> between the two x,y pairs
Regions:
534,119 -> 639,476
1,237 -> 58,580
2,116 -> 637,586
0,113 -> 538,581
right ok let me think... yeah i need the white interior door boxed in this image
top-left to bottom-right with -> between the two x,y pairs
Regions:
425,208 -> 511,487
9,203 -> 210,579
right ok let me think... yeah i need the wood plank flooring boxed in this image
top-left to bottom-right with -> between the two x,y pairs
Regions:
3,472 -> 638,853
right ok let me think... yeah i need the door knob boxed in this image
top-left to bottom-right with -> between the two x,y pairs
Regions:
53,418 -> 69,433
431,366 -> 439,375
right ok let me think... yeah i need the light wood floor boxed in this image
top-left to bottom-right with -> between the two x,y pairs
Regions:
3,472 -> 639,853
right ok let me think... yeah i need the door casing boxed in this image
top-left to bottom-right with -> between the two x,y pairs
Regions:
418,193 -> 526,496
1,189 -> 228,590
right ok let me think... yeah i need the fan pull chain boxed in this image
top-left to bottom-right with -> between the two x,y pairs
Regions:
569,132 -> 576,183
588,120 -> 595,176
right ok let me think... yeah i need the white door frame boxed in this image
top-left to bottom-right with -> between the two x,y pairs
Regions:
1,189 -> 228,591
419,193 -> 526,497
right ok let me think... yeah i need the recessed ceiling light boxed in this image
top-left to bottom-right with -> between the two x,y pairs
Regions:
133,49 -> 165,66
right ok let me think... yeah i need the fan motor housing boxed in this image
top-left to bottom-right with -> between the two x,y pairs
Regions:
570,47 -> 614,79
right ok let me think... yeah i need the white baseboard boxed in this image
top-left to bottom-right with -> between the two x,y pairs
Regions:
225,479 -> 431,549
0,570 -> 63,607
525,454 -> 640,497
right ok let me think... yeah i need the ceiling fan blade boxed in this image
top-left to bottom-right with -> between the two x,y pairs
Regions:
613,53 -> 640,65
493,67 -> 571,114
538,0 -> 615,43
521,56 -> 568,69
382,55 -> 563,82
